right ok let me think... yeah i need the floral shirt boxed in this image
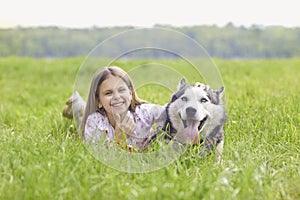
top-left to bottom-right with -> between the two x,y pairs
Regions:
84,103 -> 165,150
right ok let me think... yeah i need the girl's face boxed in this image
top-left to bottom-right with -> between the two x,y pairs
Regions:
98,75 -> 132,118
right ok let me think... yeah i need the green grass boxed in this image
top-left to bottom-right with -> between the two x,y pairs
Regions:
0,57 -> 299,199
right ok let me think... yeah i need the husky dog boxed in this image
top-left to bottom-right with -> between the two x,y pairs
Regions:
163,79 -> 227,162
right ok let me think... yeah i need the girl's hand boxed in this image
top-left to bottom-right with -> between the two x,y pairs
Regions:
114,112 -> 136,142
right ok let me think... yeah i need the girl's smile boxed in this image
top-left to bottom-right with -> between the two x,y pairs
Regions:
111,101 -> 125,107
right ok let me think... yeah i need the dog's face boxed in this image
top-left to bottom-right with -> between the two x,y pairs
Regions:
168,79 -> 210,144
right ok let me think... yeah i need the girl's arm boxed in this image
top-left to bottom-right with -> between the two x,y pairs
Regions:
84,113 -> 108,143
114,111 -> 136,143
148,103 -> 167,124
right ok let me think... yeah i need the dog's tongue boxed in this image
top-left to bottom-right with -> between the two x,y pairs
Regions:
183,120 -> 199,144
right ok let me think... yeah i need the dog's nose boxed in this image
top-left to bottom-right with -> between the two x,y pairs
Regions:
186,107 -> 197,117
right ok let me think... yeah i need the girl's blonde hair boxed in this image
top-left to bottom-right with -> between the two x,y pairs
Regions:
80,66 -> 146,135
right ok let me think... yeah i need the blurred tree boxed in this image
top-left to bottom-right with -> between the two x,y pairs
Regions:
0,25 -> 300,58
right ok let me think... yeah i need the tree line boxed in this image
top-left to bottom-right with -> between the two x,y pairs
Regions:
1,23 -> 300,58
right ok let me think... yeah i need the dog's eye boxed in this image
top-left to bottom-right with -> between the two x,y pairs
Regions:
200,98 -> 208,103
181,96 -> 188,101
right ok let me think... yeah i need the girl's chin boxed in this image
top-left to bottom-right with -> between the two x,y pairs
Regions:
111,107 -> 129,115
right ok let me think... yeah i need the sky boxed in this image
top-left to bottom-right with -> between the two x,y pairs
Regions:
1,0 -> 299,28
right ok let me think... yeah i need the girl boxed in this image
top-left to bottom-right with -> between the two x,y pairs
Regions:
81,66 -> 165,151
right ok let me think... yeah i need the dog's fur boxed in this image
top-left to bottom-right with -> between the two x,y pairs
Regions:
163,79 -> 227,162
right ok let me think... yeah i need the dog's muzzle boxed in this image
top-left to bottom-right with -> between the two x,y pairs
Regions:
179,113 -> 208,144
198,116 -> 208,132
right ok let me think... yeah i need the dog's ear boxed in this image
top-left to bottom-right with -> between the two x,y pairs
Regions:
207,86 -> 225,105
170,78 -> 189,102
216,86 -> 225,98
177,78 -> 186,90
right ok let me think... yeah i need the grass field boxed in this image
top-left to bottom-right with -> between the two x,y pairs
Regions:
0,57 -> 299,199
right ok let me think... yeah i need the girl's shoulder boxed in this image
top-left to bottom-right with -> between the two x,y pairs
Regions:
84,112 -> 113,141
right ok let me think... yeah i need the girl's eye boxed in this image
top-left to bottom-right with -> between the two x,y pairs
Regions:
200,98 -> 208,103
181,96 -> 188,101
104,91 -> 112,95
118,88 -> 126,92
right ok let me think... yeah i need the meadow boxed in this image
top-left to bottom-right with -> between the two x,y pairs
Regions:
0,57 -> 299,199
